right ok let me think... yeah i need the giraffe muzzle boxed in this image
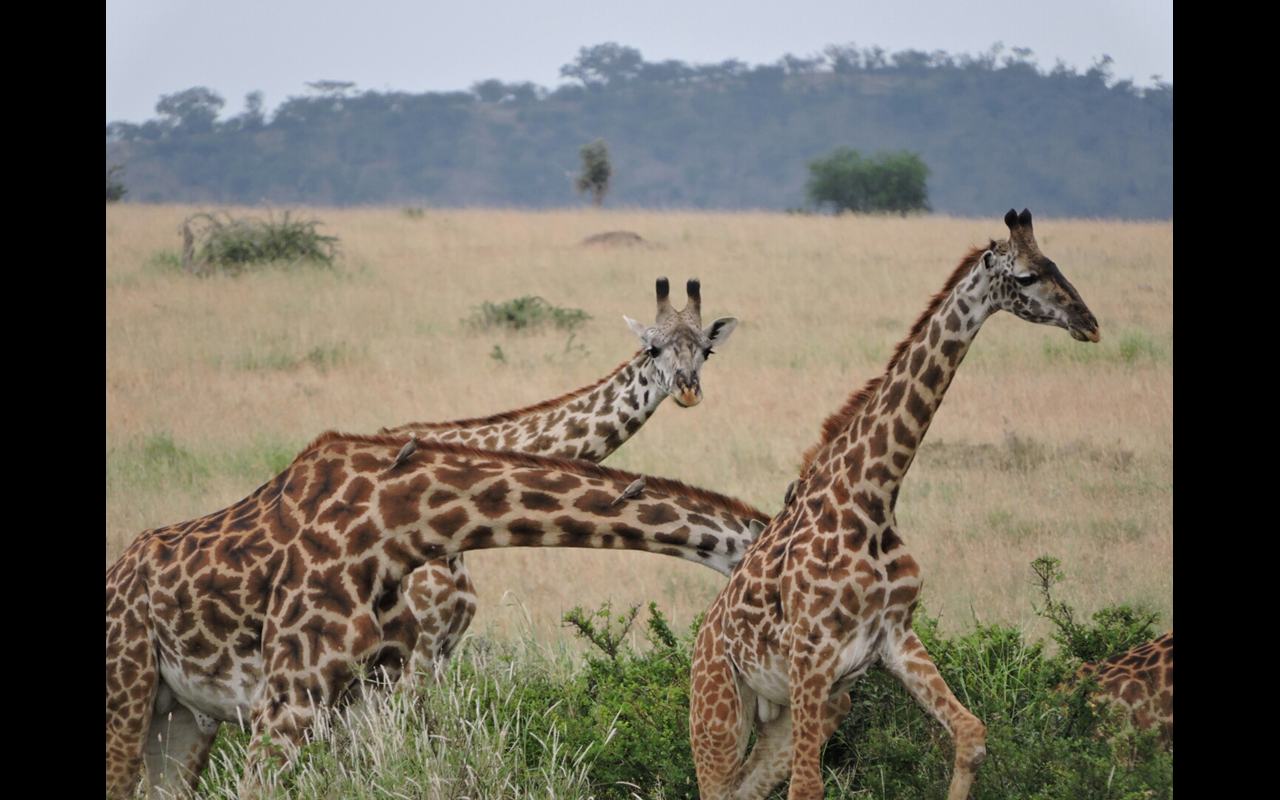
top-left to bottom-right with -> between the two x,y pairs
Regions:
672,376 -> 703,407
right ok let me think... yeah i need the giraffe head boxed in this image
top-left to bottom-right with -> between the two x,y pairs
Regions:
982,209 -> 1101,343
624,277 -> 738,407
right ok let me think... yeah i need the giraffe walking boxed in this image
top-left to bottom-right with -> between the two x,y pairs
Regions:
106,437 -> 769,797
376,277 -> 738,682
688,209 -> 1102,800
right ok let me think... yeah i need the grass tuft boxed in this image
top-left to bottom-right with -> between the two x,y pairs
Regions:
466,296 -> 592,332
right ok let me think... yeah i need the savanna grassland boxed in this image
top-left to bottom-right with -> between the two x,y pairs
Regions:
106,205 -> 1172,645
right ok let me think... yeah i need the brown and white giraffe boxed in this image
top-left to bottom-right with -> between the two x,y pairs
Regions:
1076,632 -> 1173,746
376,277 -> 738,681
105,436 -> 768,798
687,209 -> 1101,800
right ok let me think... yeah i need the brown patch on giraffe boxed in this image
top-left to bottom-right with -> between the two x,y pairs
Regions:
379,475 -> 431,528
422,505 -> 468,539
508,518 -> 546,546
884,554 -> 918,582
554,515 -> 597,547
573,489 -> 626,517
519,491 -> 563,512
473,479 -> 512,518
637,502 -> 681,525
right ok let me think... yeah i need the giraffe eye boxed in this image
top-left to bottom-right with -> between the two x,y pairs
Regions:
647,346 -> 661,358
1015,273 -> 1038,287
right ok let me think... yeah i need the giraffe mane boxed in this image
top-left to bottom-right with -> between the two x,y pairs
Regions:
379,351 -> 643,434
296,430 -> 772,523
800,244 -> 991,475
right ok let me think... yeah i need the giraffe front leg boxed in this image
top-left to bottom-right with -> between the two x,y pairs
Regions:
142,691 -> 221,799
689,619 -> 754,800
785,652 -> 840,800
881,630 -> 986,800
404,555 -> 477,683
735,692 -> 850,800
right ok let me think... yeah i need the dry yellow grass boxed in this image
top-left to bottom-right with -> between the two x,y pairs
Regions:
106,205 -> 1173,645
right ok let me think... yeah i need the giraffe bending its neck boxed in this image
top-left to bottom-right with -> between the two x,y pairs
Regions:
378,278 -> 738,682
1076,632 -> 1173,746
105,436 -> 768,798
688,209 -> 1101,800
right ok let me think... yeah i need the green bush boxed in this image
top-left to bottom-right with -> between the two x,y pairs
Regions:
466,296 -> 592,331
187,594 -> 1170,799
186,211 -> 338,271
806,147 -> 931,214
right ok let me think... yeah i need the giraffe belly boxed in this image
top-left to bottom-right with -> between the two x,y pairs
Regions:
831,633 -> 881,696
159,653 -> 262,724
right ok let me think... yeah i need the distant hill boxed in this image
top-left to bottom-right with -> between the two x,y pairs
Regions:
105,44 -> 1173,218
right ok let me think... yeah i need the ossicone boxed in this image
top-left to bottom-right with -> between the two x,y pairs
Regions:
1018,208 -> 1033,228
655,276 -> 673,321
1004,208 -> 1019,229
655,277 -> 670,302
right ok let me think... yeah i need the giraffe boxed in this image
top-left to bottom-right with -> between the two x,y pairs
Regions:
376,277 -> 738,682
1075,632 -> 1173,746
687,209 -> 1102,800
105,436 -> 769,798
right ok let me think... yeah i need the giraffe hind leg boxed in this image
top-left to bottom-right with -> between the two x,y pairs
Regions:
142,691 -> 221,799
881,631 -> 986,800
689,623 -> 753,800
107,570 -> 159,797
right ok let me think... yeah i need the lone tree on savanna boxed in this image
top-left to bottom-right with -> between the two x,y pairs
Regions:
806,147 -> 931,215
575,138 -> 612,207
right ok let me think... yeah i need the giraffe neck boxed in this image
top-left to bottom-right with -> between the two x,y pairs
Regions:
388,352 -> 665,463
281,438 -> 767,579
806,261 -> 994,512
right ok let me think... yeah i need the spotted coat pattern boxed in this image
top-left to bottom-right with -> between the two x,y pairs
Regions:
1077,632 -> 1173,745
105,438 -> 768,798
376,278 -> 738,682
687,210 -> 1102,800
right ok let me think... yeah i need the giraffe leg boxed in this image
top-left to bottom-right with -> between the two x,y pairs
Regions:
784,655 -> 840,800
881,631 -> 986,800
107,569 -> 159,797
735,692 -> 850,800
142,690 -> 221,799
689,621 -> 753,800
244,609 -> 383,788
404,555 -> 477,683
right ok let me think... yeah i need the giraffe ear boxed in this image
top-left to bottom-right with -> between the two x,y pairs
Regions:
623,315 -> 652,343
748,519 -> 766,538
703,317 -> 738,347
979,250 -> 995,270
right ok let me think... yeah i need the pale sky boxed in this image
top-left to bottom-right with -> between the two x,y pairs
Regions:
106,0 -> 1173,124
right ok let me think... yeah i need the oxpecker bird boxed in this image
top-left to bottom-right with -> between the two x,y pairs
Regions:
611,476 -> 646,506
391,436 -> 418,469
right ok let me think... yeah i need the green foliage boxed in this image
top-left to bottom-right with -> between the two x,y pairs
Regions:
575,138 -> 613,206
1031,555 -> 1160,664
466,295 -> 592,332
106,164 -> 127,202
185,599 -> 1170,799
806,147 -> 931,214
186,211 -> 339,272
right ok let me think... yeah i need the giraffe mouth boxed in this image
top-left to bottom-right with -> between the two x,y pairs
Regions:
1070,326 -> 1101,343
